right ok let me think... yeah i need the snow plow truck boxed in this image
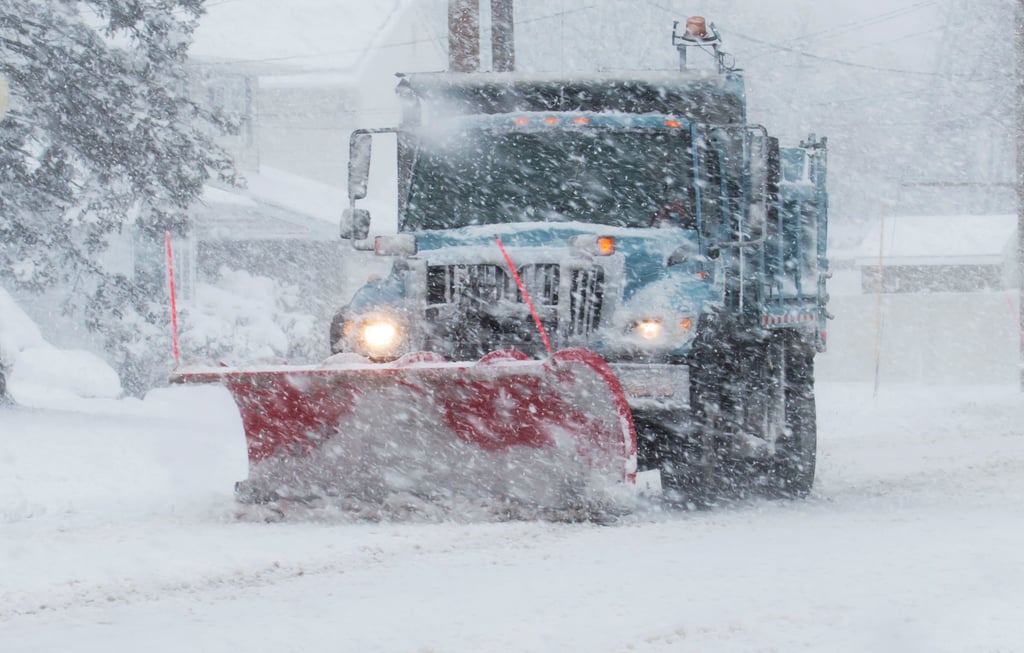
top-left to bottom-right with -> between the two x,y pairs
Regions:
172,18 -> 829,514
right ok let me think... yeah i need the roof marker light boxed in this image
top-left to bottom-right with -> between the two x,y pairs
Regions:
665,119 -> 682,128
514,117 -> 530,125
544,116 -> 559,125
572,116 -> 592,125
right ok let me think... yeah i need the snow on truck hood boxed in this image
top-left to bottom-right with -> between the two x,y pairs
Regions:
411,221 -> 695,265
408,222 -> 713,308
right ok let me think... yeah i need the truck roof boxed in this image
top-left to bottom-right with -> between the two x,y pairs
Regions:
397,69 -> 746,126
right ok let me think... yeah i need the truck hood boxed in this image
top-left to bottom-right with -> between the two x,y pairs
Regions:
410,221 -> 705,300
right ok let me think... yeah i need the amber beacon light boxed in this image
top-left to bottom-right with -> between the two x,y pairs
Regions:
685,16 -> 708,39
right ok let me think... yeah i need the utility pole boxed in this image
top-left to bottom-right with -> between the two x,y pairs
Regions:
1017,0 -> 1024,391
491,0 -> 515,72
448,0 -> 480,73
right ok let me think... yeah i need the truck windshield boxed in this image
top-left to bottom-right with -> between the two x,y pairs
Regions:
404,128 -> 693,230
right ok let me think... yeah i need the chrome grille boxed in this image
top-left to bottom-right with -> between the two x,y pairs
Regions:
515,264 -> 559,305
569,267 -> 604,336
426,264 -> 511,305
426,263 -> 604,337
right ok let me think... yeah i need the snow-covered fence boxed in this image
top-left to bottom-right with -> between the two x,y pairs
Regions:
817,290 -> 1020,385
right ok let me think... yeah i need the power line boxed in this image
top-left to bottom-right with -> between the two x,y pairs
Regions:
639,0 -> 1006,79
839,24 -> 945,55
190,4 -> 596,70
799,87 -> 931,107
187,35 -> 438,67
779,0 -> 937,46
640,0 -> 935,46
728,29 -> 1008,80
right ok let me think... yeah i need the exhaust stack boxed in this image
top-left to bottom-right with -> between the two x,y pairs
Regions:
448,0 -> 480,72
448,1 -> 515,73
491,0 -> 515,72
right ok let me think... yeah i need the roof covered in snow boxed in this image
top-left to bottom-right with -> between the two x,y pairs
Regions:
196,167 -> 346,241
853,214 -> 1018,266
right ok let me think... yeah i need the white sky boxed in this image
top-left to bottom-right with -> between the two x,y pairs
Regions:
191,0 -> 947,73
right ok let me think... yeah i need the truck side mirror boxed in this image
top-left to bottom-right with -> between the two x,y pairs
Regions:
348,132 -> 372,201
341,208 -> 371,241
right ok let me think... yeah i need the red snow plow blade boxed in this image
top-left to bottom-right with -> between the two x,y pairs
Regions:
171,348 -> 637,515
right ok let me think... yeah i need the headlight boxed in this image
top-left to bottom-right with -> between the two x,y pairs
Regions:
346,314 -> 406,360
634,319 -> 663,340
362,320 -> 399,350
627,316 -> 695,343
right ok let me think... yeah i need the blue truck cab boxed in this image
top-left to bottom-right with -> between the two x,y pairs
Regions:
333,23 -> 829,500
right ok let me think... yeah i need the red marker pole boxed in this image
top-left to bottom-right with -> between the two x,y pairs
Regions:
496,236 -> 553,357
165,231 -> 180,366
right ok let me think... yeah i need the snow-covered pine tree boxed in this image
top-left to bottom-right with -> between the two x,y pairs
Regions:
0,0 -> 236,394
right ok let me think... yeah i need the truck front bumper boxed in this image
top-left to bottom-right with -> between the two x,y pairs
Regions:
610,363 -> 690,412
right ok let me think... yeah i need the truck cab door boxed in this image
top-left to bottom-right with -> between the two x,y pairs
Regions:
693,125 -> 776,320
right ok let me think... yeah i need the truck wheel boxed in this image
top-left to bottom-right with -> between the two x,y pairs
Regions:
631,410 -> 705,509
658,351 -> 725,509
767,333 -> 817,497
659,438 -> 712,509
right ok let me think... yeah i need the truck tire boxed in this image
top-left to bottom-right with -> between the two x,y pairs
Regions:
630,407 -> 704,508
767,331 -> 817,497
657,348 -> 725,508
658,437 -> 711,509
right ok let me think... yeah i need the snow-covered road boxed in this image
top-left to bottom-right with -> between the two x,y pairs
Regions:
2,382 -> 1023,652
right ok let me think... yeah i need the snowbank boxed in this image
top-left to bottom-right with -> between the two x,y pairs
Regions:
180,267 -> 319,364
8,347 -> 123,405
0,286 -> 47,365
0,287 -> 122,403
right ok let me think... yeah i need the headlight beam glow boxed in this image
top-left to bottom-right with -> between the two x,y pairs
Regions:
361,320 -> 400,351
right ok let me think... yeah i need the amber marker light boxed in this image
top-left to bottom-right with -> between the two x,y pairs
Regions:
665,119 -> 682,128
679,317 -> 694,333
597,236 -> 615,255
514,117 -> 530,125
572,116 -> 592,125
544,116 -> 559,125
